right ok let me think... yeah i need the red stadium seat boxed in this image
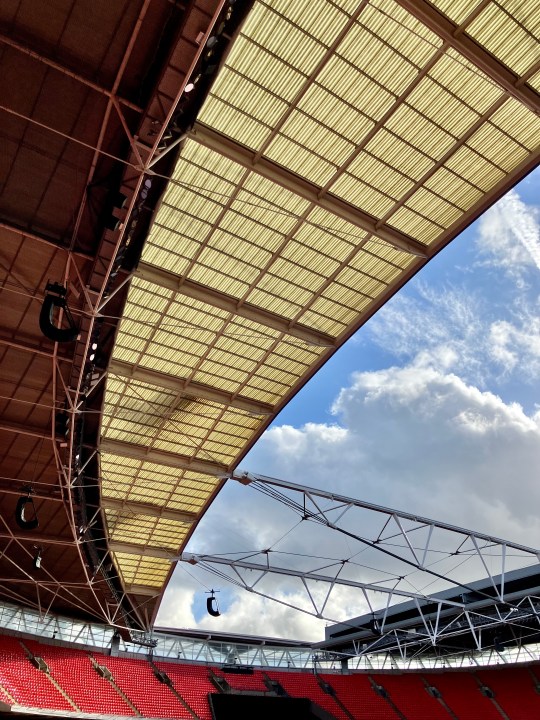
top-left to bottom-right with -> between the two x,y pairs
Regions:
0,636 -> 73,712
24,640 -> 135,715
4,634 -> 540,719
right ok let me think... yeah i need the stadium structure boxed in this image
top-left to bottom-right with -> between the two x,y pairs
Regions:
0,0 -> 539,718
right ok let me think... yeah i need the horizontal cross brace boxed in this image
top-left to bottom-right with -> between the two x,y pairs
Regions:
0,335 -> 72,363
0,480 -> 62,502
190,123 -> 428,258
0,33 -> 143,113
135,263 -> 336,348
108,359 -> 274,415
181,553 -> 463,606
0,420 -> 52,441
124,584 -> 162,597
0,531 -> 74,546
109,540 -> 178,559
100,438 -> 229,476
0,220 -> 93,261
395,0 -> 540,116
102,497 -> 197,524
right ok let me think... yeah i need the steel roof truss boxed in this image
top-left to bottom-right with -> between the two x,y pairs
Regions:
135,262 -> 336,347
190,123 -> 428,258
108,359 -> 274,415
395,0 -> 540,115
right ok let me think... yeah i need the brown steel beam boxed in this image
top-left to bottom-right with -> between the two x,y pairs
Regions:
0,531 -> 74,546
102,496 -> 197,524
124,584 -> 161,597
190,123 -> 429,257
0,336 -> 73,362
0,33 -> 143,113
0,220 -> 93,261
109,540 -> 177,559
0,420 -> 52,441
0,479 -> 61,502
108,358 -> 274,415
135,263 -> 336,348
395,0 -> 540,116
100,438 -> 228,476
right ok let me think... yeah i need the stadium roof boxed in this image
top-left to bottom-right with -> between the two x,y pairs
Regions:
0,0 -> 539,631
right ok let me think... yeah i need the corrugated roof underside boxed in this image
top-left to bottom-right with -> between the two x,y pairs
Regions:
101,0 -> 540,595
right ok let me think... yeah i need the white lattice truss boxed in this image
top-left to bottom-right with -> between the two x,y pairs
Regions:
179,471 -> 540,658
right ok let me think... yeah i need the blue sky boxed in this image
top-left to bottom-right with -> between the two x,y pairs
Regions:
158,167 -> 540,639
273,166 -> 540,427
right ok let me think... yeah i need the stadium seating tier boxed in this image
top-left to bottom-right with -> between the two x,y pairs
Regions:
2,635 -> 540,719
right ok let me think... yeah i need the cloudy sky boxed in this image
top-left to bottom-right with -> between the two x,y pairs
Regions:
157,167 -> 540,641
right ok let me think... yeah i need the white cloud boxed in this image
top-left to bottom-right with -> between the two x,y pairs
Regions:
159,360 -> 540,640
366,283 -> 494,384
158,188 -> 540,642
476,188 -> 540,274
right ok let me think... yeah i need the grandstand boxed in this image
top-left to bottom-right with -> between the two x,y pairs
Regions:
0,0 -> 539,718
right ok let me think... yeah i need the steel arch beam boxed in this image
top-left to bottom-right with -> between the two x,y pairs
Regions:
100,438 -> 228,476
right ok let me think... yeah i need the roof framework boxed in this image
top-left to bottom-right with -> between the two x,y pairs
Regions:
0,0 -> 539,630
180,472 -> 540,658
101,0 -> 540,613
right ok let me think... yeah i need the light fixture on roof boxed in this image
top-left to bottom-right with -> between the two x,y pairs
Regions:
185,74 -> 201,93
39,282 -> 79,343
33,546 -> 43,571
15,489 -> 39,531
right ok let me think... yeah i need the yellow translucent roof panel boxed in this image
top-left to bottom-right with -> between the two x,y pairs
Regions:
106,510 -> 187,550
113,553 -> 170,588
101,454 -> 219,513
466,3 -> 539,77
101,0 -> 540,606
102,371 -> 264,464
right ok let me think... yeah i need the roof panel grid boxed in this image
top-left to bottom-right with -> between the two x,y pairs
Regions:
94,0 -> 540,613
112,552 -> 170,588
466,122 -> 530,173
428,49 -> 504,114
428,0 -> 481,25
335,22 -> 422,97
316,54 -> 397,122
423,167 -> 483,211
489,98 -> 540,151
240,2 -> 328,70
329,173 -> 396,217
466,2 -> 540,77
101,455 -> 220,508
387,205 -> 444,244
405,76 -> 482,137
346,151 -> 417,200
296,84 -> 376,146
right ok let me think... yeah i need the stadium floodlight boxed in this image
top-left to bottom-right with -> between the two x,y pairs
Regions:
207,590 -> 221,617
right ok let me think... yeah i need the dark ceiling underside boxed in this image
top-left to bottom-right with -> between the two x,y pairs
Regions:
0,0 -> 243,629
